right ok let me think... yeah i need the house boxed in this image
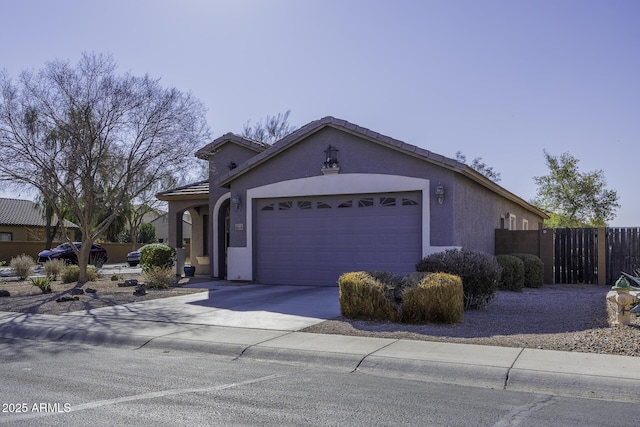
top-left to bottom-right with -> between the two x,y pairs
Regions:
157,117 -> 548,285
0,198 -> 76,242
149,212 -> 192,244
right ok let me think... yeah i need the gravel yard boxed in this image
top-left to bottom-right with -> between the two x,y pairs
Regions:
302,284 -> 640,357
1,271 -> 638,357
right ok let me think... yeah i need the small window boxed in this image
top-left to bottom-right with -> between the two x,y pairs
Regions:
261,203 -> 274,211
297,201 -> 312,210
338,200 -> 353,208
0,232 -> 12,242
402,198 -> 419,206
279,201 -> 293,210
380,197 -> 396,207
317,201 -> 332,209
358,198 -> 374,207
522,219 -> 529,230
509,214 -> 517,230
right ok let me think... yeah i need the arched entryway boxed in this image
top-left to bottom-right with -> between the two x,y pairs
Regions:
216,199 -> 230,279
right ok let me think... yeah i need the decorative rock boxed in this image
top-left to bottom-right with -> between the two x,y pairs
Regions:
70,288 -> 85,295
0,290 -> 10,297
56,295 -> 76,303
118,279 -> 138,287
133,283 -> 147,296
85,287 -> 97,293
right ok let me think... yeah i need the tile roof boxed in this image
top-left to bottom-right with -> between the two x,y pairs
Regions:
155,180 -> 209,200
194,133 -> 268,159
0,198 -> 77,227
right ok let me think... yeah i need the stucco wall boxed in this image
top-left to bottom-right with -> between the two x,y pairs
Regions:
224,127 -> 459,248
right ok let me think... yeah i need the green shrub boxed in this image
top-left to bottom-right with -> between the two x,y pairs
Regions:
10,254 -> 36,280
511,253 -> 544,288
44,259 -> 66,280
139,244 -> 176,272
399,273 -> 463,324
61,265 -> 98,283
416,248 -> 501,309
144,267 -> 176,289
338,271 -> 398,321
30,276 -> 52,294
496,255 -> 525,291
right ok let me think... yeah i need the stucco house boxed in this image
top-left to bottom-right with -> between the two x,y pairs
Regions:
157,117 -> 548,285
0,198 -> 76,242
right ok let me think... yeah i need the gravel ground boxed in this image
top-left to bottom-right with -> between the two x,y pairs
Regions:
301,284 -> 640,357
2,271 -> 638,357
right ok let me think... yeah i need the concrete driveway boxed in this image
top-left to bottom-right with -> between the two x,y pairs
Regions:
62,282 -> 341,331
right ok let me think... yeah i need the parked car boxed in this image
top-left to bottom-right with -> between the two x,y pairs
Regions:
127,247 -> 142,267
37,242 -> 108,266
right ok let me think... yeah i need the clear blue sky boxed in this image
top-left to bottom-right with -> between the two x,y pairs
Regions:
2,0 -> 638,226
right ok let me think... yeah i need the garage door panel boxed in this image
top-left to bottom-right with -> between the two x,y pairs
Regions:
256,192 -> 421,286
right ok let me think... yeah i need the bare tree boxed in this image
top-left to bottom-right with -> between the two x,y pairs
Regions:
242,110 -> 295,145
0,53 -> 210,282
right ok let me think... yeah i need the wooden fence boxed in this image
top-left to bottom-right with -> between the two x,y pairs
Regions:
496,227 -> 640,285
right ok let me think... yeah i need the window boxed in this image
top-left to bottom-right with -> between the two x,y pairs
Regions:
338,200 -> 353,208
0,232 -> 11,242
317,201 -> 332,209
509,214 -> 517,230
358,198 -> 374,207
278,201 -> 293,210
402,198 -> 419,206
297,201 -> 312,210
380,197 -> 396,207
522,219 -> 529,230
261,203 -> 274,211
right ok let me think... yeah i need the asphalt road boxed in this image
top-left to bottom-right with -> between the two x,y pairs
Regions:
0,338 -> 637,427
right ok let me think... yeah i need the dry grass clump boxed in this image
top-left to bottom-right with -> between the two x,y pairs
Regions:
400,273 -> 463,324
338,271 -> 398,321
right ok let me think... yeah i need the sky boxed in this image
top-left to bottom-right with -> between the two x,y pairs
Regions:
1,0 -> 639,226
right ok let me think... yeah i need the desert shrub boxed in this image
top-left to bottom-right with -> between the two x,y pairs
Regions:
416,248 -> 501,309
61,265 -> 98,283
44,259 -> 66,280
512,253 -> 544,288
338,271 -> 398,321
30,276 -> 52,294
496,255 -> 525,291
367,271 -> 403,308
399,273 -> 463,324
139,244 -> 176,272
144,267 -> 176,289
10,254 -> 36,280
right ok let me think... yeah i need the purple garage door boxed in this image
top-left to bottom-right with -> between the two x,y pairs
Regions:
255,192 -> 422,286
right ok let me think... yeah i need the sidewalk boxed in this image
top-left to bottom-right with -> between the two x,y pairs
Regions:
1,282 -> 639,403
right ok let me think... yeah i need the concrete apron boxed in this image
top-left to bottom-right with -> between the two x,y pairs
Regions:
61,283 -> 341,331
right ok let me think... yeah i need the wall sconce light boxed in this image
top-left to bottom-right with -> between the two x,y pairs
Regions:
323,145 -> 339,169
231,194 -> 241,211
228,162 -> 237,170
435,184 -> 445,205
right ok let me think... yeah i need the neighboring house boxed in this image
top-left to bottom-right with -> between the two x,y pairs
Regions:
0,198 -> 76,241
150,212 -> 192,244
157,117 -> 548,285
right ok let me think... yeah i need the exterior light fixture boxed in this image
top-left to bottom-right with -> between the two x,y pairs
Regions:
228,162 -> 237,170
435,184 -> 445,205
321,145 -> 340,175
231,194 -> 241,211
323,145 -> 339,169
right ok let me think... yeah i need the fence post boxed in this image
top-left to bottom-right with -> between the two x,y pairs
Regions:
598,227 -> 607,285
539,229 -> 555,284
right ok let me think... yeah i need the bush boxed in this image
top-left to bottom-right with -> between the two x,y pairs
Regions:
416,248 -> 501,309
338,271 -> 398,321
30,276 -> 52,294
10,254 -> 36,280
139,244 -> 176,272
399,273 -> 463,324
61,265 -> 98,283
44,259 -> 66,280
496,255 -> 525,292
143,267 -> 176,289
512,253 -> 544,288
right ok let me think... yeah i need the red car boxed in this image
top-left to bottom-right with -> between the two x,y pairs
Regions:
37,242 -> 108,266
